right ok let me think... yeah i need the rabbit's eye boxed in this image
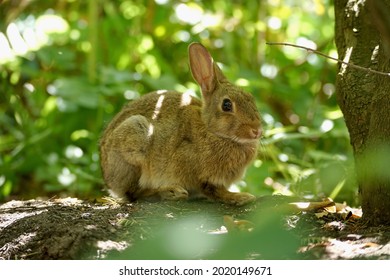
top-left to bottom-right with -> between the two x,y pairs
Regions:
222,98 -> 233,112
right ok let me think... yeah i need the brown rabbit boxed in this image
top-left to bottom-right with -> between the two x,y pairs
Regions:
99,43 -> 262,205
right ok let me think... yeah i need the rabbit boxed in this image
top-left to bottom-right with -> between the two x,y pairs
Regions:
99,42 -> 262,206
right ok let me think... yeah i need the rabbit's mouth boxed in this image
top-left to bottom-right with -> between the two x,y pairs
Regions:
214,132 -> 260,145
233,137 -> 260,145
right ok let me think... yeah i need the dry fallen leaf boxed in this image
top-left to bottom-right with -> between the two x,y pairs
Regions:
289,197 -> 335,211
289,197 -> 362,221
315,211 -> 329,218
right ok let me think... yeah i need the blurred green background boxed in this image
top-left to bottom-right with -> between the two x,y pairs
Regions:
0,0 -> 356,205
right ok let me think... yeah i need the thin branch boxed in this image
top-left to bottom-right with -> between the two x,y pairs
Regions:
266,42 -> 390,77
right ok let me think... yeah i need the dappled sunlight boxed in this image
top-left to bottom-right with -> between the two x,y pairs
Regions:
320,119 -> 334,133
173,3 -> 226,39
0,204 -> 47,229
322,83 -> 336,97
6,23 -> 28,56
148,124 -> 154,138
65,145 -> 84,159
340,46 -> 353,75
148,92 -> 167,138
0,33 -> 13,62
7,232 -> 38,254
124,90 -> 140,100
267,16 -> 282,30
296,37 -> 317,50
57,167 -> 76,186
180,91 -> 193,106
156,89 -> 168,95
175,3 -> 203,25
370,45 -> 379,62
278,153 -> 289,162
260,63 -> 278,79
35,14 -> 69,34
0,13 -> 69,64
96,240 -> 129,258
263,177 -> 294,196
152,94 -> 165,120
235,78 -> 250,87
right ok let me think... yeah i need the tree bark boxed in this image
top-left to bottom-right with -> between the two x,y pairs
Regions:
335,0 -> 390,226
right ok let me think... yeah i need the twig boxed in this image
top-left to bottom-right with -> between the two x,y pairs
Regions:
266,42 -> 390,77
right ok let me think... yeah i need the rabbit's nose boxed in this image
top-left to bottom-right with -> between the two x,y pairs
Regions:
251,128 -> 262,139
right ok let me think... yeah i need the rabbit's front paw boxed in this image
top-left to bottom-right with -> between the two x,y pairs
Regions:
159,186 -> 189,201
223,192 -> 256,206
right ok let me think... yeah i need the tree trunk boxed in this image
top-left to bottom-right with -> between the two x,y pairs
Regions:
334,0 -> 390,226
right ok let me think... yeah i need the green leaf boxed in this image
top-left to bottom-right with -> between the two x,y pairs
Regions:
52,77 -> 100,109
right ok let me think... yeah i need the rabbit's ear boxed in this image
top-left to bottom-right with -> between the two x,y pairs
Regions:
189,43 -> 218,97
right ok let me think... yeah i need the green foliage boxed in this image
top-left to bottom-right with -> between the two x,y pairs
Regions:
111,210 -> 300,260
0,0 -> 356,204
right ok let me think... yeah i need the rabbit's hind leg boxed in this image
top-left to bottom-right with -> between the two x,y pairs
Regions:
201,182 -> 256,206
104,115 -> 151,201
158,185 -> 189,201
111,115 -> 151,164
134,185 -> 189,201
106,162 -> 141,202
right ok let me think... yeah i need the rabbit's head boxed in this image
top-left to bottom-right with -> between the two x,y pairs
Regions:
189,43 -> 262,144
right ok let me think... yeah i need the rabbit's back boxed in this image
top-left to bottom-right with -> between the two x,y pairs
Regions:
104,91 -> 201,134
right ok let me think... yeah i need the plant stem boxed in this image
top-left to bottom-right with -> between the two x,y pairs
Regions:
88,0 -> 99,84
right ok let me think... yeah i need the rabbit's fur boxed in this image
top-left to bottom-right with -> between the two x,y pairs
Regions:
100,43 -> 262,205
